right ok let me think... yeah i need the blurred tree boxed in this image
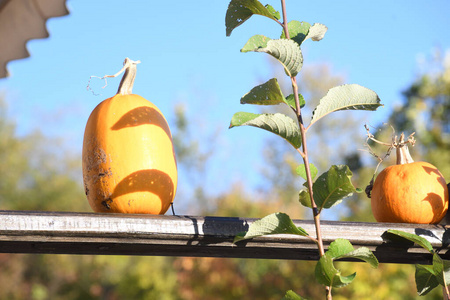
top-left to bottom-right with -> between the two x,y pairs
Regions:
0,100 -> 88,212
0,47 -> 448,299
388,48 -> 450,179
170,102 -> 217,215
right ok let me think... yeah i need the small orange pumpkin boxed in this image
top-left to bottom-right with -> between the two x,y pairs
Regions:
82,58 -> 177,214
371,134 -> 448,224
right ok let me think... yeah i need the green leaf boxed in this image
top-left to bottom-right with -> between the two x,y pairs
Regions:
241,34 -> 271,51
229,112 -> 302,149
282,290 -> 306,300
432,254 -> 450,287
310,84 -> 383,126
264,4 -> 280,20
386,230 -> 434,253
298,188 -> 312,208
280,21 -> 311,45
315,253 -> 356,288
314,165 -> 357,210
242,37 -> 303,77
225,0 -> 278,36
327,238 -> 355,258
233,212 -> 308,243
280,22 -> 327,45
305,23 -> 328,41
300,165 -> 357,212
315,239 -> 378,288
285,93 -> 306,110
240,78 -> 286,105
328,240 -> 378,268
343,247 -> 379,268
415,264 -> 439,296
296,163 -> 318,181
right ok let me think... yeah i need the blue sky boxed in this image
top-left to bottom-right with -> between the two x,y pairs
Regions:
1,0 -> 449,211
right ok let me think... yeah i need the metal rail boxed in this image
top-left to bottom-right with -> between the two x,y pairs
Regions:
0,210 -> 448,264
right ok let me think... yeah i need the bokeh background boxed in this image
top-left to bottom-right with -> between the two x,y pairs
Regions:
0,0 -> 449,299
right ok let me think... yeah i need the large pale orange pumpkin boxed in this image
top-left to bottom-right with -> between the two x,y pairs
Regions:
82,58 -> 177,214
371,134 -> 448,224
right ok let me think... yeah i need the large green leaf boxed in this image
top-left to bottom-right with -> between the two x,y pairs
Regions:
280,20 -> 311,45
315,239 -> 378,288
387,230 -> 447,296
242,36 -> 303,77
229,112 -> 302,148
234,212 -> 308,243
225,0 -> 278,36
240,78 -> 286,105
415,264 -> 439,296
386,230 -> 434,253
310,84 -> 382,126
299,165 -> 357,211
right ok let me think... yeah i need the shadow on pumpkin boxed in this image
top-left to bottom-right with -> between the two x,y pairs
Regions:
111,106 -> 171,137
422,192 -> 448,218
421,165 -> 448,218
112,169 -> 174,203
422,165 -> 445,178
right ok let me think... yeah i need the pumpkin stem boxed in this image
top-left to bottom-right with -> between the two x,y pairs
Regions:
87,58 -> 141,95
365,125 -> 416,166
364,127 -> 416,198
117,58 -> 141,95
395,133 -> 415,165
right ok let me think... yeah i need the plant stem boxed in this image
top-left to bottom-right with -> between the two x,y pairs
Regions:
280,0 -> 289,35
294,83 -> 330,300
443,285 -> 450,300
280,0 -> 329,297
280,0 -> 325,258
327,288 -> 333,300
291,77 -> 325,255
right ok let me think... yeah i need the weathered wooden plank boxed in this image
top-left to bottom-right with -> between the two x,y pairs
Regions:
0,210 -> 448,264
